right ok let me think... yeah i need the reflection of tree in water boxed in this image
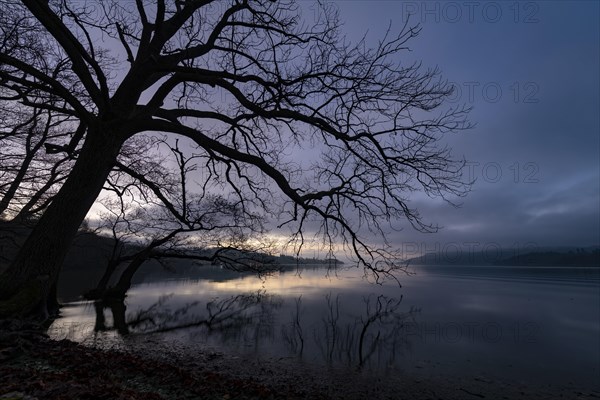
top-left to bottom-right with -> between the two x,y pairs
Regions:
92,289 -> 418,370
282,293 -> 419,369
92,291 -> 281,343
281,296 -> 305,355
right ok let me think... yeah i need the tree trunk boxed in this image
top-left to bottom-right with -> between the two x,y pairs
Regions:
0,127 -> 123,320
111,255 -> 148,298
47,281 -> 60,317
83,258 -> 122,300
110,300 -> 129,335
96,259 -> 120,293
93,301 -> 106,331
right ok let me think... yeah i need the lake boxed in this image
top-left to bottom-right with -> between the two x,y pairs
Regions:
49,264 -> 600,389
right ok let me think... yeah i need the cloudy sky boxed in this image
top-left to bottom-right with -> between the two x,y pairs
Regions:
318,1 -> 599,254
80,1 -> 598,258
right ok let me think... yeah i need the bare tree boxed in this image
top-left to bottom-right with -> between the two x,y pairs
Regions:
0,1 -> 470,319
0,102 -> 74,287
0,103 -> 74,222
88,135 -> 275,300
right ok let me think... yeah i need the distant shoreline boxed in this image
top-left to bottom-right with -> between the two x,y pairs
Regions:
407,249 -> 600,267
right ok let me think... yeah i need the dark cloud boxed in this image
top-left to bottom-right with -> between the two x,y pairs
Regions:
328,1 -> 599,249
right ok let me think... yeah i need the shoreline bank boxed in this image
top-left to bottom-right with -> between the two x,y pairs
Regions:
2,327 -> 598,400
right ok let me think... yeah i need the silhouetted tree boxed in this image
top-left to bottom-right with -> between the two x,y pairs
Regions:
0,0 -> 470,319
88,136 -> 275,300
0,104 -> 74,222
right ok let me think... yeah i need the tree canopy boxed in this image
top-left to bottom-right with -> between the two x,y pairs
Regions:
0,0 -> 470,318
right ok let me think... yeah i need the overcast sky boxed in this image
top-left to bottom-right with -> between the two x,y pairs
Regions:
82,1 -> 598,257
312,1 -> 599,255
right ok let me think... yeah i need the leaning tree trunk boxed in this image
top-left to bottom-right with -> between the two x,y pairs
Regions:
84,257 -> 124,301
109,300 -> 129,335
0,127 -> 123,320
90,259 -> 121,297
110,255 -> 148,299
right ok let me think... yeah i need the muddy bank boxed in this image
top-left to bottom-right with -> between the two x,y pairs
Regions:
121,336 -> 599,400
1,327 -> 598,400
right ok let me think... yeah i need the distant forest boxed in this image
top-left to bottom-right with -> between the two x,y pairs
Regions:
408,248 -> 600,267
1,223 -> 344,302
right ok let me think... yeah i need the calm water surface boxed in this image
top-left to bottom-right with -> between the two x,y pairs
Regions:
49,265 -> 600,388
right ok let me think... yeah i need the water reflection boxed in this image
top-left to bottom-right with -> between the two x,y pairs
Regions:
68,289 -> 418,371
309,294 -> 416,368
50,265 -> 600,387
129,291 -> 280,339
87,291 -> 279,337
278,293 -> 420,369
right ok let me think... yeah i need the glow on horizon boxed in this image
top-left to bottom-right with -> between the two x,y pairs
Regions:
127,268 -> 363,300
